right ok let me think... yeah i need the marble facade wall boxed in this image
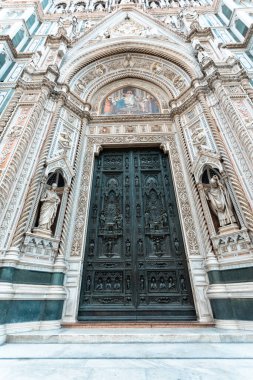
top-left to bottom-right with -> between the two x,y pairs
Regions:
0,4 -> 253,339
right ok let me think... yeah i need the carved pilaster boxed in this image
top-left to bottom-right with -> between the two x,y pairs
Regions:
11,96 -> 66,248
173,115 -> 214,259
0,88 -> 50,215
212,80 -> 253,164
197,92 -> 253,234
0,89 -> 23,137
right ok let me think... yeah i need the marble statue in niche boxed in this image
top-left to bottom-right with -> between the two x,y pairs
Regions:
193,42 -> 212,66
150,277 -> 157,290
206,175 -> 237,229
75,2 -> 86,12
37,183 -> 60,233
95,3 -> 105,11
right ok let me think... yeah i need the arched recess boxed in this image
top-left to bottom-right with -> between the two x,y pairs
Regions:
59,34 -> 212,324
67,49 -> 196,115
69,51 -> 192,106
87,78 -> 170,115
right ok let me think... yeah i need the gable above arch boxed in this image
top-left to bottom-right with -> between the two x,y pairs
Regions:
58,8 -> 201,83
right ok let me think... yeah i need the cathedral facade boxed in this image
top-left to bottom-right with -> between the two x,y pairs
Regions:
0,0 -> 253,341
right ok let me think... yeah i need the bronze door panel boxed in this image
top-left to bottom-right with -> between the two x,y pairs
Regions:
78,148 -> 196,321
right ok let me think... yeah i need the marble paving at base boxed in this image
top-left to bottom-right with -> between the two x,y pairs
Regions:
1,342 -> 253,380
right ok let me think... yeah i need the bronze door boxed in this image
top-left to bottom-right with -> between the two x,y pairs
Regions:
78,148 -> 196,321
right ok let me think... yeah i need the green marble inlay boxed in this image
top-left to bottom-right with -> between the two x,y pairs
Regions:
0,267 -> 64,286
210,298 -> 253,321
0,300 -> 64,324
208,267 -> 253,284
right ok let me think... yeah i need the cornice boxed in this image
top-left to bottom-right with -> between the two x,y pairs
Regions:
224,25 -> 253,50
0,36 -> 33,59
187,26 -> 213,42
202,61 -> 249,88
64,97 -> 91,120
0,1 -> 45,23
46,33 -> 72,47
16,76 -> 54,92
90,113 -> 172,124
169,86 -> 209,117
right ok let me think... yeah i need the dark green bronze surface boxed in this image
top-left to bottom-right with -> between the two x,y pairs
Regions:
78,148 -> 196,321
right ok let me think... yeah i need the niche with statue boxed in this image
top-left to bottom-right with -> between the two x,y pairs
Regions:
33,170 -> 65,238
201,167 -> 239,234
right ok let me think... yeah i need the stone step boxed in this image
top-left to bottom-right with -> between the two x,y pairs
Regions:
7,327 -> 253,344
2,342 -> 253,360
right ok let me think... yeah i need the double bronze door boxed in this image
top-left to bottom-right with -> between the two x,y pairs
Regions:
78,148 -> 196,321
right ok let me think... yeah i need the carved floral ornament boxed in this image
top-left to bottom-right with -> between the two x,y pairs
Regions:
70,53 -> 190,111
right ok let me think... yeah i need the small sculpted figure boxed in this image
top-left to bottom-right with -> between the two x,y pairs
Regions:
38,183 -> 60,232
150,1 -> 158,8
192,127 -> 207,150
206,175 -> 237,228
194,43 -> 212,65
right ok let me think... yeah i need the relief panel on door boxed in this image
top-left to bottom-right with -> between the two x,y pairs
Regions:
78,148 -> 196,321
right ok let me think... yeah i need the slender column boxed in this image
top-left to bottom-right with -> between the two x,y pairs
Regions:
58,113 -> 90,257
0,89 -> 23,136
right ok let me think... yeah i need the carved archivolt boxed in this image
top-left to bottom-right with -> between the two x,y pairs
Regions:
60,36 -> 200,84
70,53 -> 191,108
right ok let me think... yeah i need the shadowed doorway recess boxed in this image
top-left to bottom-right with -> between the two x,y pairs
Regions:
78,148 -> 196,321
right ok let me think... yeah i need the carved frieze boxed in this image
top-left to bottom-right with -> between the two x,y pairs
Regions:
20,232 -> 60,263
211,228 -> 252,259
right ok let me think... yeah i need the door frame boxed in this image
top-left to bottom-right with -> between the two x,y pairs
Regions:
62,127 -> 213,324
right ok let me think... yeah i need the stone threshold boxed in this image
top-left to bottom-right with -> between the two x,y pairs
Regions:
62,321 -> 214,329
